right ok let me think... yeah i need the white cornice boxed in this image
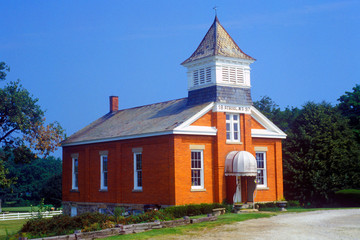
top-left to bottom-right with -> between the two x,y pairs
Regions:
250,106 -> 287,139
175,102 -> 215,129
251,129 -> 286,139
173,126 -> 217,135
182,55 -> 254,68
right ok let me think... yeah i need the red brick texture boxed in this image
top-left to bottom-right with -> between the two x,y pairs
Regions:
63,111 -> 284,207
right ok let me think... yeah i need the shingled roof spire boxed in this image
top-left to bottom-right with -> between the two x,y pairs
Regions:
182,17 -> 255,106
182,16 -> 254,65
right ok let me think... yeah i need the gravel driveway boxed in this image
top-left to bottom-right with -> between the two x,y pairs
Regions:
170,209 -> 360,240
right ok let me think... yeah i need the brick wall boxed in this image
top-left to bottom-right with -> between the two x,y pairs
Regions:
63,135 -> 176,206
63,109 -> 284,212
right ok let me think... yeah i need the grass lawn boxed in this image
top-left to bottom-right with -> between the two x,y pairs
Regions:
1,206 -> 39,212
0,219 -> 28,240
103,212 -> 276,240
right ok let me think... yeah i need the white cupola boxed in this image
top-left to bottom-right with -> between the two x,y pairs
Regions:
182,16 -> 256,106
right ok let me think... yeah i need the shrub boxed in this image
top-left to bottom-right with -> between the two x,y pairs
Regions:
20,212 -> 108,237
287,200 -> 300,207
124,210 -> 174,224
161,203 -> 230,218
334,189 -> 360,207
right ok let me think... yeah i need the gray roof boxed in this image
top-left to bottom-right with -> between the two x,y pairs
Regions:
62,98 -> 211,146
182,16 -> 255,65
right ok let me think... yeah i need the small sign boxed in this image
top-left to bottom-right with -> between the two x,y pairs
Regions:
214,103 -> 251,114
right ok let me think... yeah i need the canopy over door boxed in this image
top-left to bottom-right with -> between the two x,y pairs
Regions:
225,151 -> 257,176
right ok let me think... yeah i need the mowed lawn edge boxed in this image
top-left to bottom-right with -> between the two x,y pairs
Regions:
103,212 -> 276,240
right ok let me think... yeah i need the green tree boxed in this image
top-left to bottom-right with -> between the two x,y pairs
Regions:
283,102 -> 360,204
253,96 -> 300,131
338,84 -> 360,142
40,173 -> 62,208
0,62 -> 10,81
0,62 -> 64,188
0,156 -> 62,206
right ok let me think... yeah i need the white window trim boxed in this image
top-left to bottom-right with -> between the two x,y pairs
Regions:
72,157 -> 78,190
100,155 -> 108,190
226,113 -> 241,143
133,152 -> 143,191
256,151 -> 267,188
191,150 -> 204,190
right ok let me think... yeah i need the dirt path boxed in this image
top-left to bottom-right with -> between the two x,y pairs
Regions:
159,209 -> 360,240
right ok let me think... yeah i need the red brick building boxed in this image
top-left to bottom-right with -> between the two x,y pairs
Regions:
62,17 -> 286,216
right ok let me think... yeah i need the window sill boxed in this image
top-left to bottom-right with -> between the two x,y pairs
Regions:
132,189 -> 143,192
257,186 -> 269,190
70,189 -> 79,193
226,141 -> 243,145
99,189 -> 108,192
191,188 -> 206,192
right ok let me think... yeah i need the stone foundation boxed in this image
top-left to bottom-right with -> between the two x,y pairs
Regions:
62,201 -> 170,216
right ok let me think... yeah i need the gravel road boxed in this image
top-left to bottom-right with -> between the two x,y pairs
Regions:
169,209 -> 360,240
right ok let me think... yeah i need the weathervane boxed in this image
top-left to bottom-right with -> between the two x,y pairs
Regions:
213,6 -> 218,16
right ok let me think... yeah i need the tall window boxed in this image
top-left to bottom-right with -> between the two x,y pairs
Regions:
256,152 -> 267,187
191,150 -> 204,189
100,155 -> 108,190
72,158 -> 78,190
134,152 -> 142,190
226,114 -> 240,142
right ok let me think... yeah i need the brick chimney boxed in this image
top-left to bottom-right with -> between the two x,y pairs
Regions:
109,96 -> 118,113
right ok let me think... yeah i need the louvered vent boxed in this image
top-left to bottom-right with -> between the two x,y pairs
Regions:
200,68 -> 205,84
222,66 -> 229,82
193,71 -> 199,86
206,67 -> 211,82
193,67 -> 212,86
222,66 -> 244,84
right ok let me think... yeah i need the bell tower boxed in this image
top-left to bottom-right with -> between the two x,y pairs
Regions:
182,16 -> 255,106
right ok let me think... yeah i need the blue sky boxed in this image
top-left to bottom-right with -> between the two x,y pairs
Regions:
1,0 -> 359,158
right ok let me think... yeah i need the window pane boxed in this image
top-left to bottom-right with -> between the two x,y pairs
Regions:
75,173 -> 78,188
191,169 -> 201,186
233,115 -> 238,121
226,132 -> 230,140
136,154 -> 142,170
226,114 -> 230,120
103,157 -> 108,172
257,170 -> 264,184
234,132 -> 238,140
137,171 -> 142,187
104,172 -> 108,187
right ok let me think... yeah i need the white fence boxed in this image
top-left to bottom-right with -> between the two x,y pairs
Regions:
0,210 -> 62,221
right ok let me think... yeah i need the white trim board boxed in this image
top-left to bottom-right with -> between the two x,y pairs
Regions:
250,106 -> 287,139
